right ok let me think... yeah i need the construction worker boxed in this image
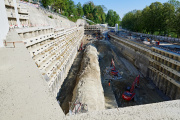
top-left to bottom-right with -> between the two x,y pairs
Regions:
108,80 -> 110,86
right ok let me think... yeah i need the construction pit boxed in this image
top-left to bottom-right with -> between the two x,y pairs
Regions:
1,1 -> 180,119
57,33 -> 170,115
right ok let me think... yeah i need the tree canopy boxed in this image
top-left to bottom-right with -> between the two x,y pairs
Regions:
121,0 -> 180,37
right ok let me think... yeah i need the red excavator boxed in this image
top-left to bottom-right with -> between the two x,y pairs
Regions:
110,59 -> 119,76
104,59 -> 122,82
122,75 -> 140,101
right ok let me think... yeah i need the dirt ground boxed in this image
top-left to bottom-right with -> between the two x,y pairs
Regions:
57,33 -> 170,115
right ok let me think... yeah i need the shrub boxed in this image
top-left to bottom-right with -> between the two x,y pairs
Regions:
48,15 -> 53,19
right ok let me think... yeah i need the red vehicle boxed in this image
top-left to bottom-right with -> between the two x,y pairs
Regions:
111,70 -> 118,76
122,75 -> 140,101
104,59 -> 122,83
122,91 -> 136,101
110,59 -> 119,76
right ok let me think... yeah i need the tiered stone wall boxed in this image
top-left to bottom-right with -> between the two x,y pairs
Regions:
16,26 -> 84,96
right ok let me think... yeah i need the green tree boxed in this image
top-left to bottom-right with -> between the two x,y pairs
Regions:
133,10 -> 143,32
106,10 -> 120,26
141,6 -> 151,33
149,2 -> 163,34
174,7 -> 180,37
162,2 -> 175,35
121,12 -> 135,30
168,0 -> 180,10
83,1 -> 107,24
77,2 -> 84,16
53,0 -> 67,14
42,0 -> 53,8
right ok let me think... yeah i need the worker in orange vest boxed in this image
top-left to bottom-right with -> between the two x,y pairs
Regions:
108,80 -> 110,86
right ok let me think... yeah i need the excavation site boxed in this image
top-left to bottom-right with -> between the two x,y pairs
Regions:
57,32 -> 171,115
1,0 -> 180,120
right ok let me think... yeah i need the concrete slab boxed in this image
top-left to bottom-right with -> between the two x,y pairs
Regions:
0,43 -> 64,120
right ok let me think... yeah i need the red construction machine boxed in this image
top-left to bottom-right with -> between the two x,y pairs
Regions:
110,59 -> 119,76
122,75 -> 140,101
104,59 -> 122,81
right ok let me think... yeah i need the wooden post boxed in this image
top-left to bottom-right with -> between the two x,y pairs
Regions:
4,40 -> 7,46
13,42 -> 15,48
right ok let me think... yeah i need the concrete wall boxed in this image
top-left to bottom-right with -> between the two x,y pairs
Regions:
0,0 -> 9,47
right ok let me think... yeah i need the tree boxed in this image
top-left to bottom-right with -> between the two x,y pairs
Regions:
149,2 -> 163,34
133,10 -> 143,32
83,1 -> 94,16
42,0 -> 53,8
67,0 -> 76,16
77,2 -> 84,16
168,0 -> 180,10
162,2 -> 175,35
174,7 -> 180,37
53,0 -> 67,13
121,11 -> 135,31
141,6 -> 151,33
106,10 -> 120,26
121,0 -> 180,37
83,1 -> 107,24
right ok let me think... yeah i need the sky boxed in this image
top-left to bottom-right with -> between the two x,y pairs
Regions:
73,0 -> 168,19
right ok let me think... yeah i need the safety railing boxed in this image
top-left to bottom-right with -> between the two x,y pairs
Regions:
4,40 -> 24,48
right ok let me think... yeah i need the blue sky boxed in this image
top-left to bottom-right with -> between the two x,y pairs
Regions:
73,0 -> 168,19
